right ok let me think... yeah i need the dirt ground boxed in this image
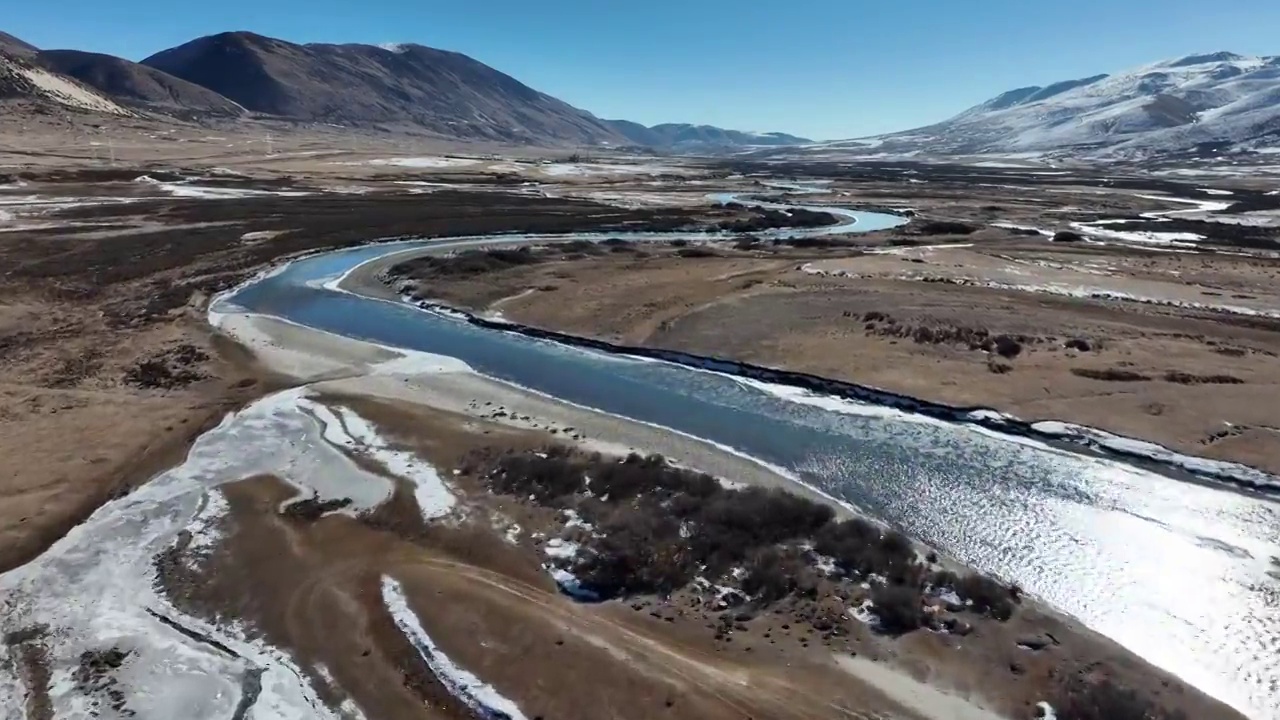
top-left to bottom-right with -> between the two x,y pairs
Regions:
1,147 -> 1270,720
160,395 -> 1240,720
167,402 -> 916,720
387,191 -> 1280,475
0,174 -> 717,575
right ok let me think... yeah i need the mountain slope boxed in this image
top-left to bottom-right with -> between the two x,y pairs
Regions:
0,31 -> 38,58
604,120 -> 809,149
38,49 -> 244,117
834,52 -> 1280,159
0,50 -> 131,116
141,31 -> 625,145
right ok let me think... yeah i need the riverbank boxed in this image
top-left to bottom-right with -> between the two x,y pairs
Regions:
0,179 -> 729,577
3,161 -> 1270,718
209,307 -> 1246,720
367,235 -> 1280,480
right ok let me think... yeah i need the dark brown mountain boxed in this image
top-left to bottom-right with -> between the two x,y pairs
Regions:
38,49 -> 244,117
140,31 -> 625,145
0,31 -> 38,58
1,45 -> 132,116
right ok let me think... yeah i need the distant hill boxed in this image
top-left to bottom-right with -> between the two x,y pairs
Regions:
0,31 -> 38,58
0,48 -> 131,116
816,51 -> 1280,160
0,27 -> 812,150
607,120 -> 810,149
38,49 -> 244,117
140,31 -> 626,145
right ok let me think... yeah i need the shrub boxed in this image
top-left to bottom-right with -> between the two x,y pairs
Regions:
1052,676 -> 1186,720
916,220 -> 976,236
553,239 -> 604,255
576,511 -> 696,598
398,246 -> 546,277
813,519 -> 917,580
487,450 -> 839,596
1065,337 -> 1092,352
740,547 -> 806,603
990,335 -> 1023,359
956,573 -> 1016,621
676,246 -> 719,258
1162,371 -> 1244,385
870,583 -> 924,635
775,235 -> 851,249
1071,368 -> 1151,382
484,449 -> 1016,624
686,487 -> 834,575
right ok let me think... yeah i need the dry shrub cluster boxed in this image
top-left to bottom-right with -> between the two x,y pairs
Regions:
1052,676 -> 1187,720
478,448 -> 1020,632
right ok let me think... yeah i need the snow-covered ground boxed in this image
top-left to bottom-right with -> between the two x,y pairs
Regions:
1031,421 -> 1280,493
381,577 -> 529,720
991,222 -> 1052,236
0,387 -> 463,719
134,175 -> 312,199
1069,221 -> 1204,247
810,52 -> 1280,160
539,162 -> 689,177
360,156 -> 480,169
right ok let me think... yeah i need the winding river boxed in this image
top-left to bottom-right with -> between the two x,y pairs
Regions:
219,192 -> 1280,719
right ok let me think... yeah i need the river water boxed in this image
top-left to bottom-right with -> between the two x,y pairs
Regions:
222,199 -> 1280,718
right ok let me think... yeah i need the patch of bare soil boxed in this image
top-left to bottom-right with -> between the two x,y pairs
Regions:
156,397 -> 1239,720
0,182 -> 724,574
158,404 -> 920,720
4,625 -> 54,720
388,233 -> 1280,475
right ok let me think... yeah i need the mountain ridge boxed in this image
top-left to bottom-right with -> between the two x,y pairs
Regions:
823,50 -> 1280,159
0,27 -> 812,149
38,49 -> 245,117
605,120 -> 810,148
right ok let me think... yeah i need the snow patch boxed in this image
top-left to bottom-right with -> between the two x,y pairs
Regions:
543,538 -> 580,561
0,389 -> 371,720
849,600 -> 879,625
560,508 -> 594,532
992,222 -> 1052,236
547,567 -> 600,602
1032,421 -> 1280,492
540,162 -> 687,177
161,183 -> 310,199
297,398 -> 457,520
9,63 -> 130,115
363,157 -> 479,169
380,577 -> 529,720
503,524 -> 522,544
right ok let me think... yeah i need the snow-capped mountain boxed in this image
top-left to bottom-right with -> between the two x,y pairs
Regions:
604,121 -> 810,149
828,51 -> 1280,159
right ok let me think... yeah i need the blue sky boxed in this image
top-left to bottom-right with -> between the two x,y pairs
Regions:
6,1 -> 1278,139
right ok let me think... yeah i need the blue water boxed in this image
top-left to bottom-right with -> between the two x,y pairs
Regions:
224,205 -> 1280,718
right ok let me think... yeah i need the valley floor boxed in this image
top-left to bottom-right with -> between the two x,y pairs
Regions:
378,174 -> 1280,477
0,151 -> 1273,720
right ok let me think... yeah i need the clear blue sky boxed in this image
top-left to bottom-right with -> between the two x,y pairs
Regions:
6,1 -> 1278,140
